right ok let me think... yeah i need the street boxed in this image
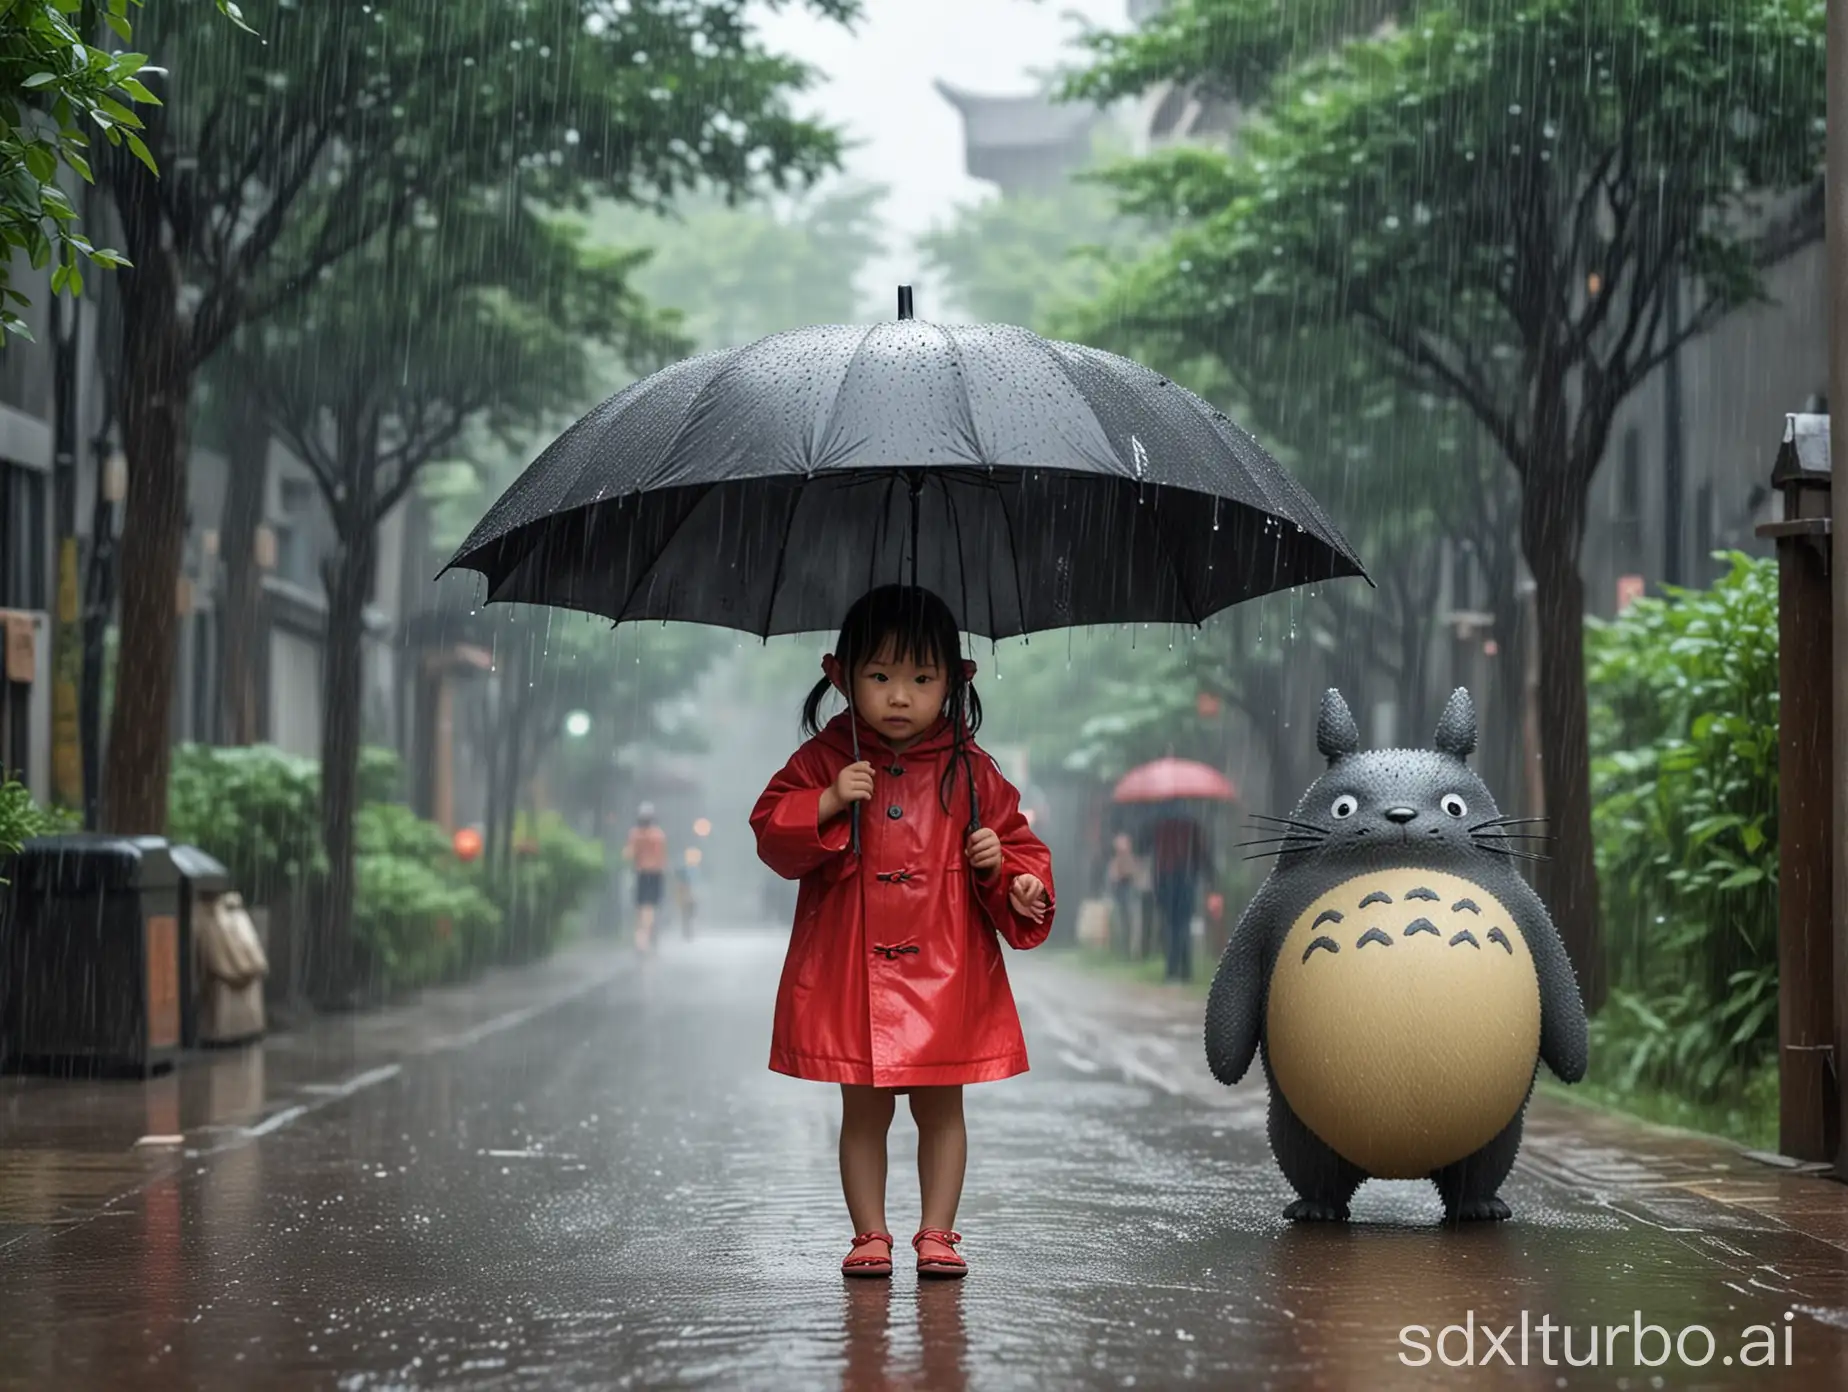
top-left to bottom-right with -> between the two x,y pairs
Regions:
3,928 -> 1848,1390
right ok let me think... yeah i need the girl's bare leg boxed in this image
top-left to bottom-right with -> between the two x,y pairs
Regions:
908,1086 -> 967,1252
840,1085 -> 897,1245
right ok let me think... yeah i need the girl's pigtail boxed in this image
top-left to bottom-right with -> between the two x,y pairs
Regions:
800,675 -> 834,739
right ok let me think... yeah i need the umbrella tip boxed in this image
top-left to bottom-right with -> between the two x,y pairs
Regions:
897,285 -> 914,321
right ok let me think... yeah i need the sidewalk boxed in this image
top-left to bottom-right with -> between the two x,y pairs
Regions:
0,938 -> 630,1254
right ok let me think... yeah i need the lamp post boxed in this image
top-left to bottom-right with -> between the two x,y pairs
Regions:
1829,0 -> 1848,1179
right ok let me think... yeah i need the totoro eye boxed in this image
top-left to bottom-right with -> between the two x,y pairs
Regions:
1441,794 -> 1469,818
1330,794 -> 1359,819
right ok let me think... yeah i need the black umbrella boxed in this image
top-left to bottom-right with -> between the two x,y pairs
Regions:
443,288 -> 1367,639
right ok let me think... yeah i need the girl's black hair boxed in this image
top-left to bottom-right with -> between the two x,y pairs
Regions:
801,585 -> 984,822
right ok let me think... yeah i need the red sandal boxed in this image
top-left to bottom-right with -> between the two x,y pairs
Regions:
912,1228 -> 967,1279
842,1230 -> 894,1278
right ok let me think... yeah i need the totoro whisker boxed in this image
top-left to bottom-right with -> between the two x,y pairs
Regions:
1475,831 -> 1554,842
1249,835 -> 1323,857
1247,812 -> 1328,835
1470,815 -> 1549,832
1235,835 -> 1323,849
1471,841 -> 1551,863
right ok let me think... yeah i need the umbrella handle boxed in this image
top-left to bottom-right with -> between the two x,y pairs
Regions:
850,697 -> 863,856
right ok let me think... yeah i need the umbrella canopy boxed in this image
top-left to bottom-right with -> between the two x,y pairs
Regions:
1112,758 -> 1237,805
444,301 -> 1366,639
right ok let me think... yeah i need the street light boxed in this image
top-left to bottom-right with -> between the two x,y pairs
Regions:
564,710 -> 591,738
692,817 -> 712,838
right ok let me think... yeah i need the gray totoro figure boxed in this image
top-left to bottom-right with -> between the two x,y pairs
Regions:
1206,687 -> 1588,1223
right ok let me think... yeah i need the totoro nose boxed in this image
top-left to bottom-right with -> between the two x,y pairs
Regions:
1383,806 -> 1418,825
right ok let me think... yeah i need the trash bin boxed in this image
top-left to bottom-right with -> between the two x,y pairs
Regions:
172,845 -> 267,1048
0,834 -> 183,1077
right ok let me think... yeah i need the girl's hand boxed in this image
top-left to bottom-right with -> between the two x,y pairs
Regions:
965,827 -> 1003,876
818,761 -> 877,826
1009,874 -> 1049,923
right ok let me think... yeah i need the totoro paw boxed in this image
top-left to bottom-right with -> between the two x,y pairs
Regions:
1283,1198 -> 1350,1223
1445,1196 -> 1511,1223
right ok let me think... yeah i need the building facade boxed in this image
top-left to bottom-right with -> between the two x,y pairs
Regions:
0,237 -> 471,825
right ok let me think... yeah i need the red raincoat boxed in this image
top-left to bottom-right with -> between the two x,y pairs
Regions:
752,711 -> 1056,1088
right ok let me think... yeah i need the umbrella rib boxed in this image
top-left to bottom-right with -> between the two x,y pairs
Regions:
1149,488 -> 1205,629
760,477 -> 808,638
608,485 -> 717,625
813,322 -> 883,469
930,322 -> 988,463
937,471 -> 974,635
990,469 -> 1030,640
870,470 -> 898,597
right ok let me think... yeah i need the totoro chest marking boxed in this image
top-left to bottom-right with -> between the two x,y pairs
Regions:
1265,866 -> 1540,1179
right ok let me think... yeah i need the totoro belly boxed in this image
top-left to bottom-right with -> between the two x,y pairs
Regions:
1265,867 -> 1540,1179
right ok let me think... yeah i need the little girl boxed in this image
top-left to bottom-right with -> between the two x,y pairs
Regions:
750,585 -> 1055,1280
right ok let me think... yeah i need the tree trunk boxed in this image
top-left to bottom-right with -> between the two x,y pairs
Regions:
1479,551 -> 1525,817
100,298 -> 191,834
218,393 -> 271,744
1520,462 -> 1606,1011
311,512 -> 379,1006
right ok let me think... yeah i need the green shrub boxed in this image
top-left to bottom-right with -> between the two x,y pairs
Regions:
168,743 -> 501,992
0,779 -> 81,882
354,802 -> 502,981
1585,551 -> 1779,1105
484,811 -> 605,962
168,744 -> 323,905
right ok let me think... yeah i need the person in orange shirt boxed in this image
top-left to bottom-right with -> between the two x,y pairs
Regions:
624,803 -> 669,954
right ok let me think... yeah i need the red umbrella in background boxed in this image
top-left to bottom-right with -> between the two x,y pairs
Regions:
1112,758 -> 1237,805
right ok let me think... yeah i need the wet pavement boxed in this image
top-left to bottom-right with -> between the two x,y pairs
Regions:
2,929 -> 1847,1390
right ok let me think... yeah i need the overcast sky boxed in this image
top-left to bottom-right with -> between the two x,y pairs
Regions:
752,0 -> 1130,314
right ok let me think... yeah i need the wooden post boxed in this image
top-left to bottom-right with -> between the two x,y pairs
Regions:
1759,415 -> 1835,1161
1829,0 -> 1848,1180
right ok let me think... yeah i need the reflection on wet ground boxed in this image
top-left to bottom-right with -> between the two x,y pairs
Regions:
1,931 -> 1845,1389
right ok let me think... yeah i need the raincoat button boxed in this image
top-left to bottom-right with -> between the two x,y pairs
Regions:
888,765 -> 904,777
887,805 -> 903,820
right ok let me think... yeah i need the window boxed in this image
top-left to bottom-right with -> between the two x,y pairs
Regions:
1613,427 -> 1644,558
0,461 -> 48,610
1618,429 -> 1642,519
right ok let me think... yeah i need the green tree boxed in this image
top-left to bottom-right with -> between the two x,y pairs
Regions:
232,199 -> 678,1002
918,163 -> 1137,327
587,181 -> 887,354
1068,0 -> 1826,1005
0,0 -> 247,335
93,0 -> 858,836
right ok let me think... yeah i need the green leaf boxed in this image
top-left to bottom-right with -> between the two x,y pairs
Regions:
116,78 -> 161,107
21,73 -> 59,90
123,130 -> 156,175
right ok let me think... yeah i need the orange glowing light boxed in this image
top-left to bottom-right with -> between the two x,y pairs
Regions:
692,818 -> 712,838
453,827 -> 483,861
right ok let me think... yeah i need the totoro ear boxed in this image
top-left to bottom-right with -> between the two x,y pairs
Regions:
1433,687 -> 1478,760
1316,688 -> 1361,764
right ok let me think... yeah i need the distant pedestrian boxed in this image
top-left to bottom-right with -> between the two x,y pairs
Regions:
1105,831 -> 1143,956
1149,816 -> 1210,982
751,585 -> 1055,1282
625,804 -> 668,954
673,846 -> 700,939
